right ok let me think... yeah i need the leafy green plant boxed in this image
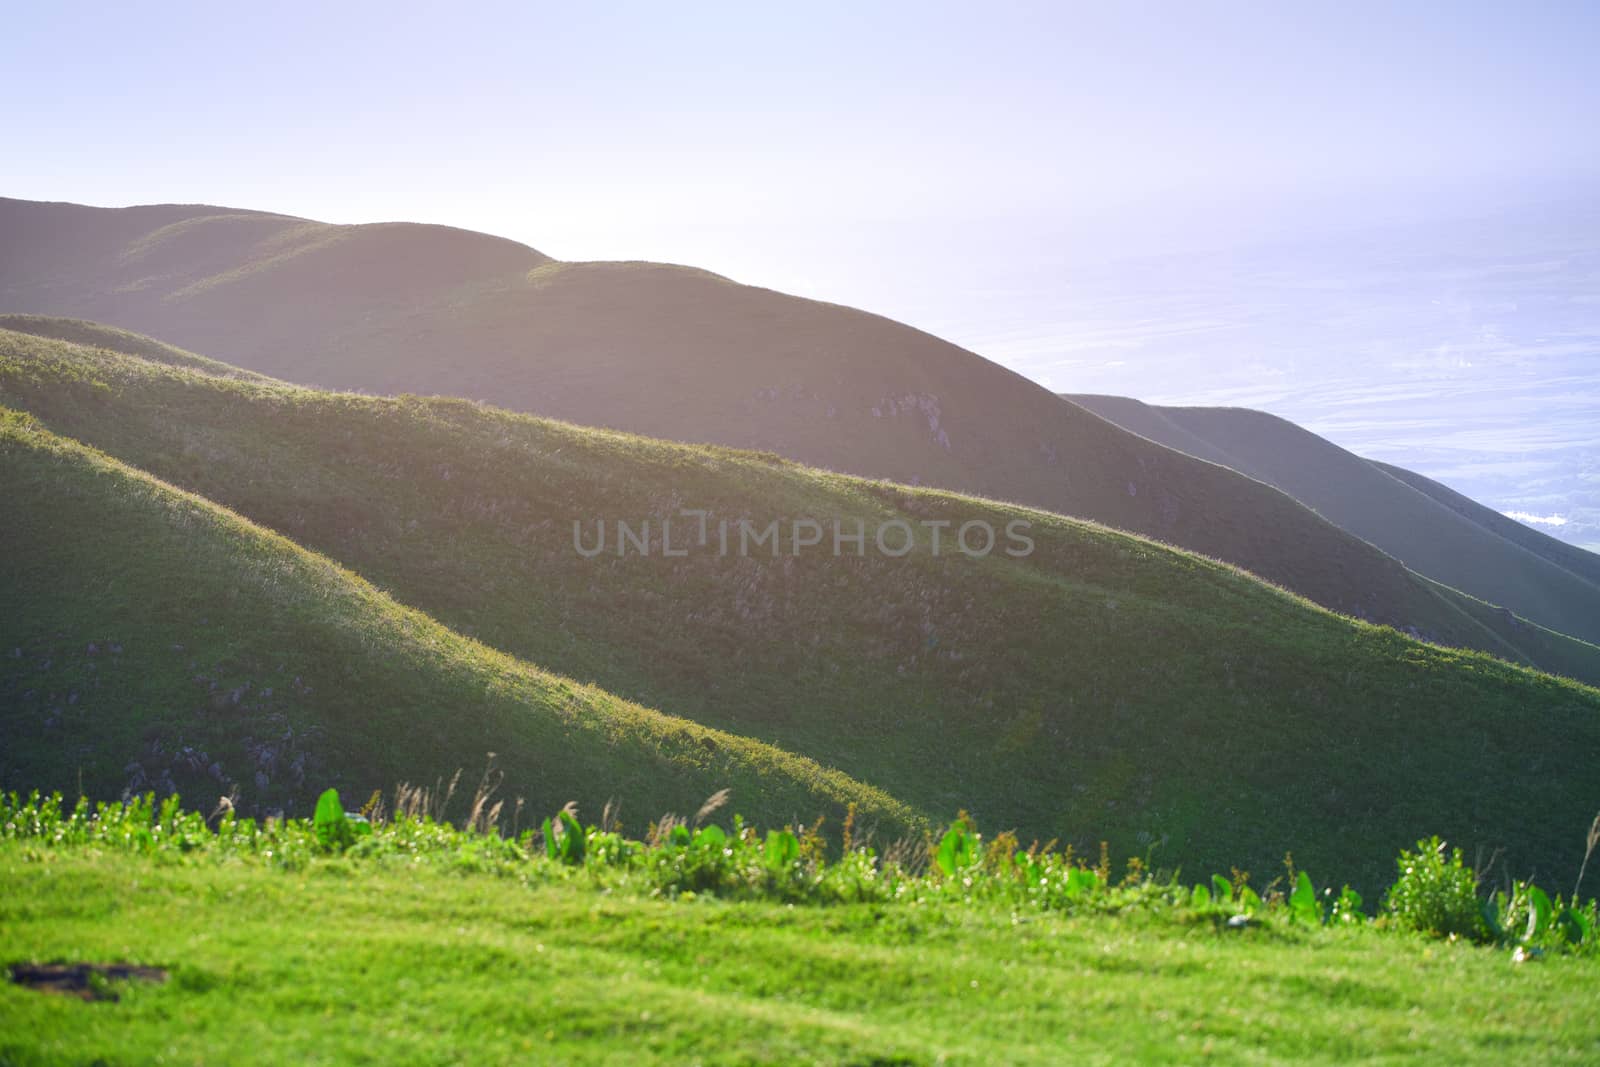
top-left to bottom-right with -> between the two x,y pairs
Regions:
585,827 -> 634,867
934,822 -> 979,878
1525,884 -> 1554,942
1555,905 -> 1592,947
1384,837 -> 1489,942
543,809 -> 586,865
764,829 -> 800,872
313,788 -> 370,852
1238,884 -> 1264,914
1327,885 -> 1365,925
1288,871 -> 1322,924
1488,879 -> 1598,954
1211,873 -> 1234,904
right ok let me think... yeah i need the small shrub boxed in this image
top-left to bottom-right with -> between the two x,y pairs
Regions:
1384,836 -> 1489,942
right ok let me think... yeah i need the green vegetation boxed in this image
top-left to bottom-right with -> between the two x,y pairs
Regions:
0,406 -> 918,837
1384,837 -> 1498,943
2,324 -> 1597,896
2,791 -> 1598,1064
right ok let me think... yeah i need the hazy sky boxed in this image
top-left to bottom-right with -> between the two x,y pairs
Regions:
5,1 -> 1598,544
7,2 -> 1596,284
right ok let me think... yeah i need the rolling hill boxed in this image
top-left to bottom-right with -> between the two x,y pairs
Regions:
4,323 -> 1598,893
0,196 -> 1568,661
0,405 -> 917,835
1067,394 -> 1600,647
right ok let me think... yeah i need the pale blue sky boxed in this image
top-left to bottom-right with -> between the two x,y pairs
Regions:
5,1 -> 1599,544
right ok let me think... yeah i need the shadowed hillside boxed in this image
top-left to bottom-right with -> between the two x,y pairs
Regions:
0,196 -> 1532,650
0,406 -> 917,835
4,324 -> 1598,893
1374,459 -> 1600,589
1068,394 -> 1600,647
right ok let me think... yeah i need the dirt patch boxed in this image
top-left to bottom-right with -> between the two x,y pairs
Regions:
8,962 -> 169,1001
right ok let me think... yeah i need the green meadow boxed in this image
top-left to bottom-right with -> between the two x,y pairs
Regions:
1,791 -> 1597,1065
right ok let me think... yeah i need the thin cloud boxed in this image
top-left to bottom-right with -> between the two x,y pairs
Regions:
1503,510 -> 1569,527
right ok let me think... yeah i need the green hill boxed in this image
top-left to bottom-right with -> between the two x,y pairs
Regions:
1067,394 -> 1600,649
4,324 -> 1598,894
0,406 -> 917,835
0,197 -> 1552,655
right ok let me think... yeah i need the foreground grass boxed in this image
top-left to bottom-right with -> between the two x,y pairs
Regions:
2,793 -> 1598,1065
4,846 -> 1599,1066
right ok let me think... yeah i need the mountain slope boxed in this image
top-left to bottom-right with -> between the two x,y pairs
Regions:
0,406 -> 918,834
1067,393 -> 1600,647
0,313 -> 279,383
4,325 -> 1598,893
0,196 -> 1533,651
1373,459 -> 1600,588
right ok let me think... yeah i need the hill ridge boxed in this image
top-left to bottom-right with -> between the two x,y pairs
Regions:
1067,392 -> 1600,647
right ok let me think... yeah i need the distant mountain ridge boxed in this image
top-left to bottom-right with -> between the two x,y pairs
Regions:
1,195 -> 1591,666
1066,393 -> 1600,648
1372,460 -> 1600,589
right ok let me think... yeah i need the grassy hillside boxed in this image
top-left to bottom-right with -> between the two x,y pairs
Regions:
3,325 -> 1598,894
1423,579 -> 1600,689
3,799 -> 1597,1065
0,406 -> 918,835
1068,394 -> 1600,647
0,197 -> 1531,647
0,313 -> 279,383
